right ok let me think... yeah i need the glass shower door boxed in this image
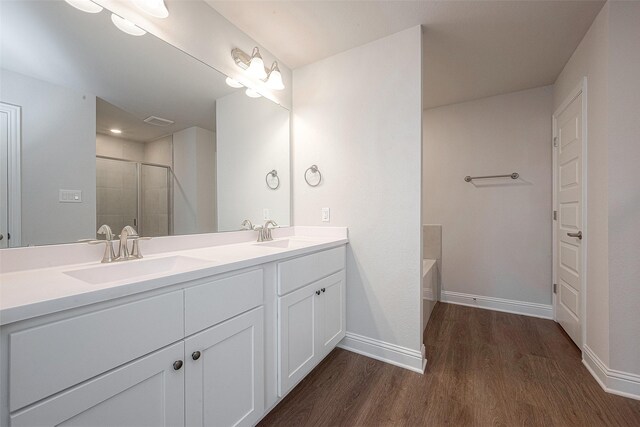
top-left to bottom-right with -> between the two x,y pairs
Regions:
96,157 -> 138,237
140,164 -> 171,237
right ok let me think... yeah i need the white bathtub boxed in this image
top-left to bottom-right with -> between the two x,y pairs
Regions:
422,258 -> 438,333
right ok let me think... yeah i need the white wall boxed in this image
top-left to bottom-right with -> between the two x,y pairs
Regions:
555,0 -> 640,380
94,0 -> 291,109
423,86 -> 553,306
606,1 -> 640,376
292,27 -> 423,358
96,133 -> 144,161
553,2 -> 610,365
173,127 -> 216,234
1,69 -> 96,246
216,91 -> 290,231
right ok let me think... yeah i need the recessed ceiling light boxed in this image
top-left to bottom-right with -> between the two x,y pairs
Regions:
110,129 -> 122,134
64,0 -> 103,14
245,88 -> 261,98
225,77 -> 244,88
111,14 -> 147,37
133,0 -> 169,19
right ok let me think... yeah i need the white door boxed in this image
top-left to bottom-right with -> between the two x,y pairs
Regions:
318,271 -> 346,357
554,91 -> 584,348
0,102 -> 21,248
11,342 -> 185,427
0,109 -> 9,248
185,307 -> 265,427
278,282 -> 320,397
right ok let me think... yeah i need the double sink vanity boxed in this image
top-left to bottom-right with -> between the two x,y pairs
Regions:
0,227 -> 348,426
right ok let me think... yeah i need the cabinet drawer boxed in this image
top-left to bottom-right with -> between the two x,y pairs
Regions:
278,246 -> 346,295
184,269 -> 263,336
9,291 -> 184,411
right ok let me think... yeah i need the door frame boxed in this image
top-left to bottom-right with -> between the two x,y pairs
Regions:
552,77 -> 588,350
0,102 -> 22,247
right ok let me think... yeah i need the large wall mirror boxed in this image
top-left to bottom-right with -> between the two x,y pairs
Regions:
0,0 -> 290,248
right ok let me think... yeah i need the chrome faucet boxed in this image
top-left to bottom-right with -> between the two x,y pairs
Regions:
262,220 -> 279,241
241,219 -> 254,231
88,224 -> 117,263
117,226 -> 138,261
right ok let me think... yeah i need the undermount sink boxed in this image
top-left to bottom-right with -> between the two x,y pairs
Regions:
253,238 -> 314,249
64,255 -> 213,285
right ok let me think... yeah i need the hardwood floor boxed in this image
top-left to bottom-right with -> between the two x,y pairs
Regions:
260,303 -> 640,426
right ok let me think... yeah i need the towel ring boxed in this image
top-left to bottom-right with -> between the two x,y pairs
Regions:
304,165 -> 322,187
265,170 -> 280,190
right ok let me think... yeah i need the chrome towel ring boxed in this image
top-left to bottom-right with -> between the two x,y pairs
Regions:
304,165 -> 322,187
265,170 -> 280,189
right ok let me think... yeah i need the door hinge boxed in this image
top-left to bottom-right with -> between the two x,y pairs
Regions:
553,210 -> 558,221
553,136 -> 559,147
553,283 -> 557,294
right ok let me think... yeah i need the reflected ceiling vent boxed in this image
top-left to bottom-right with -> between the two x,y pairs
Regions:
143,116 -> 174,126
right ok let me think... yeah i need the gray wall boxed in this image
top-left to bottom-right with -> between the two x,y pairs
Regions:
1,70 -> 96,246
292,26 -> 423,354
216,91 -> 290,231
423,86 -> 553,305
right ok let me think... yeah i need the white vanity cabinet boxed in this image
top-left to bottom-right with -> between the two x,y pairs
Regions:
1,241 -> 349,427
277,247 -> 346,397
185,307 -> 264,427
10,342 -> 186,427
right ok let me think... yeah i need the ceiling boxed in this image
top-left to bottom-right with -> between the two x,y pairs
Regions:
1,0 -> 240,142
206,0 -> 605,108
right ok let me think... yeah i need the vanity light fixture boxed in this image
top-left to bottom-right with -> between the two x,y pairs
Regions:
265,62 -> 284,91
111,14 -> 147,36
245,88 -> 262,98
110,129 -> 122,134
132,0 -> 169,19
225,77 -> 244,88
232,47 -> 285,90
64,0 -> 103,14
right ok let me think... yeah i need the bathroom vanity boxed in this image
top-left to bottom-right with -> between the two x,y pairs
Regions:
0,227 -> 348,426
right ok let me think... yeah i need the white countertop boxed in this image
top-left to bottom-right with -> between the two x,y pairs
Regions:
0,227 -> 348,326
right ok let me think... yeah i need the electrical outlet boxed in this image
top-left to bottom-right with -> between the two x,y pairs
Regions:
321,207 -> 330,222
263,208 -> 270,220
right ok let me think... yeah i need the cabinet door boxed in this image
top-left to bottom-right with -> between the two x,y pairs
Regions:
318,271 -> 346,357
11,342 -> 185,427
278,282 -> 321,397
185,307 -> 264,427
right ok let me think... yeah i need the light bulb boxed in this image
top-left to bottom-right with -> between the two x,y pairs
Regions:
64,0 -> 103,14
225,77 -> 244,88
111,14 -> 147,36
245,88 -> 262,98
110,129 -> 122,134
132,0 -> 169,19
247,48 -> 267,80
266,62 -> 285,90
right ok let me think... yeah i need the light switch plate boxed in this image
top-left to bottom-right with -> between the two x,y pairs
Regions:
59,189 -> 82,203
321,207 -> 330,222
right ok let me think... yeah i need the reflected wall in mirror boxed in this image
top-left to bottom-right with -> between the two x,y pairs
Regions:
0,0 -> 290,248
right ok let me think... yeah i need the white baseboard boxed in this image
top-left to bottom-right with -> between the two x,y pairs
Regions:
583,345 -> 640,400
337,332 -> 426,374
441,290 -> 553,319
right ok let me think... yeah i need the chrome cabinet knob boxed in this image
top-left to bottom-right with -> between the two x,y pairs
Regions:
192,351 -> 201,361
315,290 -> 321,296
173,360 -> 183,370
567,231 -> 582,240
321,288 -> 326,293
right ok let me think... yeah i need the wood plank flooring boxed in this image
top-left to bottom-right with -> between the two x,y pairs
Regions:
260,303 -> 640,426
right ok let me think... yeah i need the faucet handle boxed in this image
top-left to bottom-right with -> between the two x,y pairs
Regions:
131,237 -> 151,259
86,239 -> 117,263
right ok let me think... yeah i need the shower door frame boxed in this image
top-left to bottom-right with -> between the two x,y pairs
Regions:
96,155 -> 173,237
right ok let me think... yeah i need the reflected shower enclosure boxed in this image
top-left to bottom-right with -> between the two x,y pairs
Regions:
96,157 -> 172,238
